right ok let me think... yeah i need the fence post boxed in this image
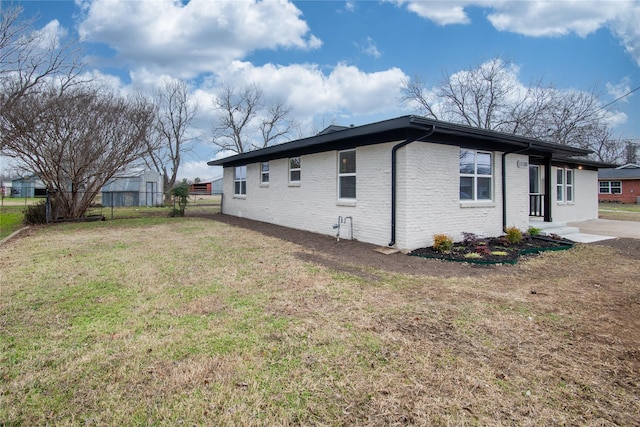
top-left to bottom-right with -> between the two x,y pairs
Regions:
45,189 -> 51,223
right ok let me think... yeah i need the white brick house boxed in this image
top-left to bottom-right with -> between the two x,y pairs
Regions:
208,116 -> 606,251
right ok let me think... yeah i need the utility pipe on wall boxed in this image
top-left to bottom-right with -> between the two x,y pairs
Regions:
388,125 -> 436,247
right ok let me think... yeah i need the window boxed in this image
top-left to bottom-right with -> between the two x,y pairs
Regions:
556,168 -> 574,203
234,166 -> 246,196
566,169 -> 574,202
600,181 -> 622,194
289,157 -> 301,183
261,162 -> 269,184
556,169 -> 564,202
460,149 -> 492,201
338,150 -> 356,199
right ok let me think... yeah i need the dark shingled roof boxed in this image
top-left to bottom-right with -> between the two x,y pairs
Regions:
599,164 -> 640,180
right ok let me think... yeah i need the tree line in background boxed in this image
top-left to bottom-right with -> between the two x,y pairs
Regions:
401,57 -> 637,164
1,5 -> 636,220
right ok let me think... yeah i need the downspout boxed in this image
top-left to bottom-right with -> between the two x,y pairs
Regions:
501,143 -> 532,231
388,125 -> 436,247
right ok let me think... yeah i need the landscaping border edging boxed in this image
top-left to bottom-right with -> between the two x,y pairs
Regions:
409,236 -> 574,265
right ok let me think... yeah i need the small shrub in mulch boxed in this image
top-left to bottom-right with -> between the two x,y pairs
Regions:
409,234 -> 573,264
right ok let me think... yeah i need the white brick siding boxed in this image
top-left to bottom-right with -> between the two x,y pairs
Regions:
504,154 -> 531,232
221,142 -> 533,251
222,142 -> 398,244
552,167 -> 599,222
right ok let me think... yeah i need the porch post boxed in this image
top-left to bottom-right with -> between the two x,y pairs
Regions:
544,155 -> 552,222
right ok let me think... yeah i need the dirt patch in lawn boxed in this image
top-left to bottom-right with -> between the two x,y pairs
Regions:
205,213 -> 638,276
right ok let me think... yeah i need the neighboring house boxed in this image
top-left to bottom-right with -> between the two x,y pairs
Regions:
188,177 -> 223,195
189,181 -> 212,195
208,116 -> 609,251
10,175 -> 46,198
101,170 -> 164,207
598,164 -> 640,204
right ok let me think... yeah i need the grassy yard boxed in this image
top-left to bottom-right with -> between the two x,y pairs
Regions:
0,195 -> 220,240
599,202 -> 640,221
0,217 -> 638,425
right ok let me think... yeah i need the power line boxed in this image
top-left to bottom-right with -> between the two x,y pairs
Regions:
598,85 -> 640,111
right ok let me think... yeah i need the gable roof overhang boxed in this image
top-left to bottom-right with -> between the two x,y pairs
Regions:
207,115 -> 593,168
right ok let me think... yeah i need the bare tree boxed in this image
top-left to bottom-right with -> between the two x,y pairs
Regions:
1,4 -> 84,115
401,58 -> 625,162
1,86 -> 156,218
624,140 -> 638,164
145,78 -> 198,202
212,83 -> 297,153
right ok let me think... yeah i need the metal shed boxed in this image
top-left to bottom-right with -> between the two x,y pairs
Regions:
101,170 -> 164,207
10,175 -> 46,198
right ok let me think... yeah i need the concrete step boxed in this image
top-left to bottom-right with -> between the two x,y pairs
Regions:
528,219 -> 615,243
528,220 -> 579,238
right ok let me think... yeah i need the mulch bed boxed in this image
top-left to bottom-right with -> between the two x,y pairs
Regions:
409,235 -> 573,264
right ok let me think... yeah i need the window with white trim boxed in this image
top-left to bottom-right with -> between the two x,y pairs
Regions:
234,166 -> 246,196
289,157 -> 301,183
599,181 -> 622,194
260,162 -> 269,184
338,150 -> 356,200
460,149 -> 492,201
556,169 -> 564,202
566,169 -> 574,202
556,168 -> 574,202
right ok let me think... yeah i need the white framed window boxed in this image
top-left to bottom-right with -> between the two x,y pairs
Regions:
289,157 -> 301,183
460,149 -> 492,201
566,169 -> 574,202
234,166 -> 246,196
261,162 -> 269,184
556,168 -> 574,203
338,150 -> 356,200
556,169 -> 564,202
599,181 -> 622,194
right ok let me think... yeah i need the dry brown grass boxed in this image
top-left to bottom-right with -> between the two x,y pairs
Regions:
1,217 -> 639,426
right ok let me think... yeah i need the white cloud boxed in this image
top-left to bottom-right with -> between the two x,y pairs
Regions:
358,37 -> 382,59
609,3 -> 640,67
404,1 -> 471,25
76,0 -> 321,78
606,78 -> 632,102
33,19 -> 68,49
178,160 -> 221,182
211,61 -> 408,120
486,1 -> 622,37
345,1 -> 356,12
392,1 -> 640,66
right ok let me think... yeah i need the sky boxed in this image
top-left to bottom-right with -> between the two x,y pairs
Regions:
3,0 -> 640,181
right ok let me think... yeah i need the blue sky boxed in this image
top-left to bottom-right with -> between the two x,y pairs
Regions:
5,0 -> 640,181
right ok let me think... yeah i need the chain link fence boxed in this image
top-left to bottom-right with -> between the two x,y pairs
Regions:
43,190 -> 221,221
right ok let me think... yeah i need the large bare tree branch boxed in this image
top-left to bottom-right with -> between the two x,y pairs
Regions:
1,4 -> 86,114
144,78 -> 197,199
401,57 -> 625,162
1,86 -> 156,218
211,82 -> 296,154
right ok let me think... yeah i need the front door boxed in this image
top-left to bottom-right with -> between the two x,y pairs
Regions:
529,165 -> 543,217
